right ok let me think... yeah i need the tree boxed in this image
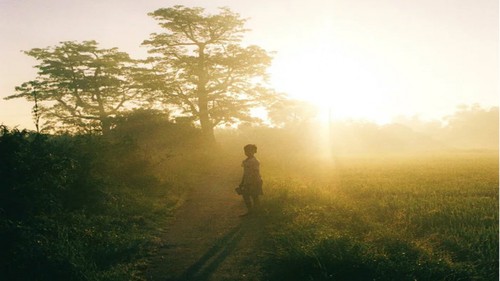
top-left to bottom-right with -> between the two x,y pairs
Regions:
267,99 -> 318,128
143,5 -> 279,142
443,104 -> 499,149
5,41 -> 145,135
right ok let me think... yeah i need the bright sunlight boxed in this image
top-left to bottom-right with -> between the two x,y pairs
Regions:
269,37 -> 396,125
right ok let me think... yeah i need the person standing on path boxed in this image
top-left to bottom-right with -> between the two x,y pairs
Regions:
238,144 -> 263,216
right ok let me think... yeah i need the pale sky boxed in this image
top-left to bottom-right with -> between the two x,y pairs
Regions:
0,0 -> 498,129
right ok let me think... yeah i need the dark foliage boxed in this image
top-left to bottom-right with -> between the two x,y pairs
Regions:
0,119 -> 199,280
0,127 -> 100,218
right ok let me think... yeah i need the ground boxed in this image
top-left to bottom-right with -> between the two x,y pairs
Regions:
144,169 -> 266,281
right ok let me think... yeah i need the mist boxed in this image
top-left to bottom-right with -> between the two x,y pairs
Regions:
219,103 -> 498,160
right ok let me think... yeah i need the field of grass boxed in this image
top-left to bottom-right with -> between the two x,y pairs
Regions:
257,152 -> 498,281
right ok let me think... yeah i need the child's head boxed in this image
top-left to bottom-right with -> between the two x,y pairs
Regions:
244,144 -> 257,157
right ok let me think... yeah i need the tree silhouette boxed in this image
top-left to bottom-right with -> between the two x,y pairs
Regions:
6,41 -> 146,135
143,5 -> 279,143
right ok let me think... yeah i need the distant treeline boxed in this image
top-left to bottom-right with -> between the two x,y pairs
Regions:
245,103 -> 499,155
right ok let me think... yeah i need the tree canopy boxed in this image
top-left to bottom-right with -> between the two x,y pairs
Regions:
6,7 -> 281,140
143,5 -> 280,142
6,41 -> 146,135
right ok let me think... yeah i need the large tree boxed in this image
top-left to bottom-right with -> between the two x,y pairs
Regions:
6,41 -> 145,135
143,5 -> 279,142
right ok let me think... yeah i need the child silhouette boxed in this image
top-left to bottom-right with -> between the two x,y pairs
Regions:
238,144 -> 263,216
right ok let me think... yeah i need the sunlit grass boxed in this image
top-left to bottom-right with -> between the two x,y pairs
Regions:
259,152 -> 498,280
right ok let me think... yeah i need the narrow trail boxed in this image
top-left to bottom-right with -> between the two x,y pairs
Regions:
144,169 -> 266,281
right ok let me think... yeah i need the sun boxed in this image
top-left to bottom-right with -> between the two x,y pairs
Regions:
268,42 -> 395,125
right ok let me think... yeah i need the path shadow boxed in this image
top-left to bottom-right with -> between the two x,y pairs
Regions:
174,222 -> 246,281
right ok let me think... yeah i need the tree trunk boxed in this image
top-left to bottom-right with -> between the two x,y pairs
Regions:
197,44 -> 216,144
198,93 -> 215,143
32,91 -> 40,133
101,117 -> 111,136
96,96 -> 111,135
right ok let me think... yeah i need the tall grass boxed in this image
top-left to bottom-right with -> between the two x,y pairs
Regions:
259,152 -> 498,281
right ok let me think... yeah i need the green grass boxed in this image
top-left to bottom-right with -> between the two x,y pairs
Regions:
259,152 -> 498,281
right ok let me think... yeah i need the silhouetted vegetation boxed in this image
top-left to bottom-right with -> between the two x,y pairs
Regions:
5,41 -> 150,135
6,6 -> 282,143
143,6 -> 280,143
0,117 -> 204,280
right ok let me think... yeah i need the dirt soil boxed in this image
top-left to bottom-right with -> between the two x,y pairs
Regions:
143,169 -> 267,281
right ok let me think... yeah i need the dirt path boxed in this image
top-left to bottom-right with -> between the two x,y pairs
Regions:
144,169 -> 266,281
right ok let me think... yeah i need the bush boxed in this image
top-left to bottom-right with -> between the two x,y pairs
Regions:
0,123 -> 197,280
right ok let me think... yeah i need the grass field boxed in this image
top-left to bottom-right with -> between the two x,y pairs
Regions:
257,152 -> 498,281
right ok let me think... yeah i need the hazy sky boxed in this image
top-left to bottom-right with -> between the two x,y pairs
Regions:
0,0 -> 498,129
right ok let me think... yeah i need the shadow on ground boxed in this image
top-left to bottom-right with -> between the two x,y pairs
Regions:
171,223 -> 245,281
